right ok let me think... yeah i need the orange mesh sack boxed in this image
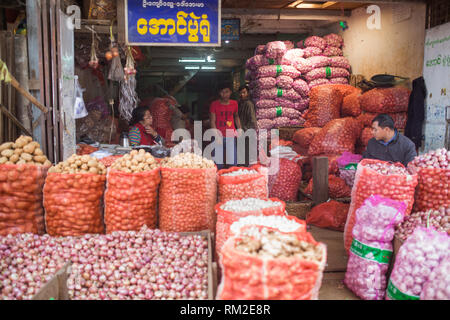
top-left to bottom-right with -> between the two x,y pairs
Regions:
304,85 -> 343,128
308,118 -> 362,156
217,225 -> 327,300
358,127 -> 373,147
342,92 -> 362,117
105,169 -> 160,233
0,164 -> 50,236
357,112 -> 377,127
389,112 -> 407,129
304,175 -> 351,198
293,128 -> 322,149
343,159 -> 417,252
330,84 -> 360,98
217,165 -> 268,203
306,200 -> 350,231
149,98 -> 173,130
159,166 -> 217,232
359,87 -> 410,113
44,173 -> 106,236
215,198 -> 286,258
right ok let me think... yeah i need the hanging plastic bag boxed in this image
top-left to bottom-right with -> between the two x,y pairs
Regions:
73,76 -> 88,119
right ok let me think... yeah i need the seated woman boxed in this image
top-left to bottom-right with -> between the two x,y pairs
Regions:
128,106 -> 164,146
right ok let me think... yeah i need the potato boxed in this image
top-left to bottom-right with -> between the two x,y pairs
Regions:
0,157 -> 7,164
89,167 -> 98,174
34,148 -> 44,156
14,148 -> 23,156
9,154 -> 19,163
0,142 -> 13,152
75,160 -> 82,167
44,160 -> 52,166
81,155 -> 90,163
15,136 -> 29,148
1,149 -> 14,158
16,159 -> 26,165
33,155 -> 47,164
130,150 -> 138,156
23,142 -> 37,154
87,160 -> 97,167
20,153 -> 33,162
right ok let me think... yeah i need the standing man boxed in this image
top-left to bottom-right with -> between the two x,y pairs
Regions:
238,85 -> 257,166
363,114 -> 417,167
210,83 -> 242,169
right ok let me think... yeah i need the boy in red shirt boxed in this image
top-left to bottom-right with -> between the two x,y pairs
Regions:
209,83 -> 242,169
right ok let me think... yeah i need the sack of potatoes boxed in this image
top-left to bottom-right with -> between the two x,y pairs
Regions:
0,135 -> 51,166
48,154 -> 106,174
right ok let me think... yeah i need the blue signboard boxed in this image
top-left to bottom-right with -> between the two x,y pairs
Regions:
221,19 -> 240,41
125,0 -> 221,46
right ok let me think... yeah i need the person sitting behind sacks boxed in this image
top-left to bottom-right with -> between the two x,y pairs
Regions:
128,106 -> 165,146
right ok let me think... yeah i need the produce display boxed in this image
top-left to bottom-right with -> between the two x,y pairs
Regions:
387,227 -> 449,300
159,153 -> 217,232
408,148 -> 450,211
0,136 -> 51,166
268,158 -> 302,202
343,159 -> 418,252
217,226 -> 326,300
229,214 -> 305,236
421,259 -> 450,300
359,87 -> 410,114
395,207 -> 450,242
44,155 -> 106,236
306,201 -> 349,232
217,165 -> 268,203
0,227 -> 209,300
304,85 -> 343,128
344,196 -> 406,300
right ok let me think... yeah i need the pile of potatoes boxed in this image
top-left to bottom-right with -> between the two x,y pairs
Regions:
161,152 -> 215,169
110,149 -> 159,173
0,135 -> 51,166
48,154 -> 106,174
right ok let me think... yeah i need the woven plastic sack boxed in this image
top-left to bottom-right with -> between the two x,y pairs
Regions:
292,79 -> 309,97
358,127 -> 373,147
308,79 -> 330,89
294,58 -> 313,74
344,195 -> 406,300
44,172 -> 106,236
0,164 -> 50,236
389,112 -> 407,129
268,157 -> 302,202
299,36 -> 327,50
305,175 -> 351,198
257,119 -> 274,130
276,75 -> 294,89
217,165 -> 268,203
104,169 -> 160,233
256,77 -> 277,89
387,227 -> 449,300
308,118 -> 361,155
307,56 -> 331,69
330,77 -> 349,85
280,48 -> 304,65
421,258 -> 450,300
215,198 -> 286,258
329,56 -> 350,69
305,67 -> 350,82
255,99 -> 278,109
159,167 -> 217,232
342,92 -> 362,117
324,33 -> 344,48
265,41 -> 287,59
359,87 -> 410,113
217,226 -> 327,300
407,165 -> 450,212
293,128 -> 321,149
306,200 -> 350,231
256,65 -> 300,79
256,107 -> 302,120
343,159 -> 418,252
323,46 -> 343,57
304,85 -> 343,128
303,47 -> 323,58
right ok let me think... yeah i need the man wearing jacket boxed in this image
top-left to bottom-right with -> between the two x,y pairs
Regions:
363,114 -> 417,167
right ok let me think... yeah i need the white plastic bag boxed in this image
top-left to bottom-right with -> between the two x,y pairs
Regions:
74,76 -> 88,119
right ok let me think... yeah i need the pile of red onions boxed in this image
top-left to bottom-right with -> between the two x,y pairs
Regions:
395,207 -> 450,242
408,148 -> 450,170
365,162 -> 409,176
0,226 -> 209,300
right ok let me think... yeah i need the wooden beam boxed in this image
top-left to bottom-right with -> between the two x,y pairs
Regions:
322,1 -> 338,9
286,1 -> 304,8
8,74 -> 50,113
0,104 -> 32,136
117,0 -> 125,44
312,156 -> 329,206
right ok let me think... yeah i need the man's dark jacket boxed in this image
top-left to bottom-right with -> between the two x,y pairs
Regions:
363,131 -> 417,167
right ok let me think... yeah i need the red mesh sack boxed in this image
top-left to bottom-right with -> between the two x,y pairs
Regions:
292,143 -> 309,156
343,159 -> 418,252
305,175 -> 351,198
293,128 -> 322,149
217,226 -> 327,300
304,85 -> 343,128
159,167 -> 217,232
357,112 -> 377,127
330,84 -> 360,98
104,168 -> 160,233
0,164 -> 50,236
44,172 -> 106,236
149,98 -> 173,130
407,166 -> 450,212
306,201 -> 350,231
268,158 -> 302,202
98,155 -> 123,168
358,127 -> 373,147
215,198 -> 286,258
342,92 -> 362,117
308,118 -> 362,156
359,87 -> 410,113
217,165 -> 269,203
389,112 -> 407,129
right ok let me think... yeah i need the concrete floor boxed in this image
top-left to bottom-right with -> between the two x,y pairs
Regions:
308,226 -> 360,300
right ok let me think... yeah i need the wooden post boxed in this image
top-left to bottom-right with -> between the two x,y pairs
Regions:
0,104 -> 32,137
312,156 -> 329,206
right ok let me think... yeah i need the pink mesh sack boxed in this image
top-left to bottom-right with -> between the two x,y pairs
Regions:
280,49 -> 304,65
308,79 -> 330,89
324,33 -> 344,48
305,67 -> 350,82
256,65 -> 300,79
323,46 -> 343,57
276,75 -> 294,89
265,41 -> 287,59
330,56 -> 351,69
292,79 -> 310,97
303,47 -> 324,58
